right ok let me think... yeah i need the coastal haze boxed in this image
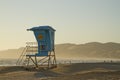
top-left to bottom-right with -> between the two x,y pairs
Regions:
0,0 -> 120,80
0,42 -> 120,59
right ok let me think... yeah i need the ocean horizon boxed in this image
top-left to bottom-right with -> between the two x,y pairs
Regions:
0,58 -> 120,66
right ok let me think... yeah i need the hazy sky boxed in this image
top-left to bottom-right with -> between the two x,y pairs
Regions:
0,0 -> 120,50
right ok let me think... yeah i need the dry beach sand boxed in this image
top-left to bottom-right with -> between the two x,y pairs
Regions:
0,63 -> 120,80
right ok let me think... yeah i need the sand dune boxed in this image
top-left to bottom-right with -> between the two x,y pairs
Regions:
0,63 -> 120,80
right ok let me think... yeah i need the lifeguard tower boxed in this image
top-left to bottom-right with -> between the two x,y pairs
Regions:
16,26 -> 57,69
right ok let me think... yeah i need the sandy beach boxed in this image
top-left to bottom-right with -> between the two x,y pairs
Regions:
0,63 -> 120,80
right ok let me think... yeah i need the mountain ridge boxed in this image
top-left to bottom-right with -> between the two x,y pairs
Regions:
0,42 -> 120,59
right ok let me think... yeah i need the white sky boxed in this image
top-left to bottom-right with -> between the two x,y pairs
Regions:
0,0 -> 120,50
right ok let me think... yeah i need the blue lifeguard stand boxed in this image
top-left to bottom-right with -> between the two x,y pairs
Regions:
27,26 -> 55,56
17,26 -> 57,69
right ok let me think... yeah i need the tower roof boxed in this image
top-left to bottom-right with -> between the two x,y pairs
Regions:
27,26 -> 55,31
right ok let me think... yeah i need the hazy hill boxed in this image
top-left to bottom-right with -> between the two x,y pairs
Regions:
0,42 -> 120,59
56,42 -> 120,59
